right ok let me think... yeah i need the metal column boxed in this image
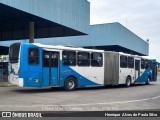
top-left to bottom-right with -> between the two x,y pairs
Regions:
29,21 -> 35,43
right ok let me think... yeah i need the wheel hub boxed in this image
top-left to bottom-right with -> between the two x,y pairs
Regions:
68,81 -> 74,89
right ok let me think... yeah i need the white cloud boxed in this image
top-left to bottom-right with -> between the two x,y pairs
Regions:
88,0 -> 160,61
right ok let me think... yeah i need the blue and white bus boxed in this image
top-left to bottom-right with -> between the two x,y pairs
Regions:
8,43 -> 158,91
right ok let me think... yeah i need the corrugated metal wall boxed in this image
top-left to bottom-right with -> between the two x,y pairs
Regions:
0,0 -> 90,34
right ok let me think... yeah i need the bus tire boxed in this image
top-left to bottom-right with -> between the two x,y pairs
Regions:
64,77 -> 77,91
125,77 -> 131,87
145,77 -> 150,85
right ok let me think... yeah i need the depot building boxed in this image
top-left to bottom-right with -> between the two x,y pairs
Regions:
0,0 -> 148,56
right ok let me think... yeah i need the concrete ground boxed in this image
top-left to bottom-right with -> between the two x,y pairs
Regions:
0,76 -> 160,111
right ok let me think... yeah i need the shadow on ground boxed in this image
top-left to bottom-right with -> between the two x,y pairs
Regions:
12,83 -> 156,94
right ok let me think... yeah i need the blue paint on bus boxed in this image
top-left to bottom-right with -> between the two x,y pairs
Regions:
59,61 -> 99,87
134,69 -> 152,83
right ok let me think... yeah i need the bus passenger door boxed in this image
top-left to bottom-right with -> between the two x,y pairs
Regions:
135,60 -> 140,82
50,52 -> 59,86
42,51 -> 59,87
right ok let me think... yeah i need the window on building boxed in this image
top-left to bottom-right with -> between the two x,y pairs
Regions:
77,52 -> 90,66
141,59 -> 145,69
128,57 -> 134,68
62,51 -> 76,66
28,48 -> 39,65
120,56 -> 127,68
91,53 -> 103,67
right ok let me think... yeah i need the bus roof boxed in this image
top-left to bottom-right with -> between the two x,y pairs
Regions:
20,43 -> 156,61
115,52 -> 154,60
33,43 -> 104,53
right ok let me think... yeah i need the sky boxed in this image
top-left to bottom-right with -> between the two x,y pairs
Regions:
88,0 -> 160,62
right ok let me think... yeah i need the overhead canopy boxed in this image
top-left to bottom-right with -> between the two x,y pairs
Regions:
0,44 -> 147,56
0,3 -> 86,41
0,1 -> 148,57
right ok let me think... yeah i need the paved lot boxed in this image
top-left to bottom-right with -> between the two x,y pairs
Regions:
0,76 -> 160,111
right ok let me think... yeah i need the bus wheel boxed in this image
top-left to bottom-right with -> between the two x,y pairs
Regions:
64,77 -> 77,91
145,77 -> 150,85
125,77 -> 131,87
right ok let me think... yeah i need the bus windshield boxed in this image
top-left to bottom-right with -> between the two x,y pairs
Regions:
9,43 -> 21,63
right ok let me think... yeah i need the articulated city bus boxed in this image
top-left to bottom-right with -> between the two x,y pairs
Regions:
8,43 -> 158,91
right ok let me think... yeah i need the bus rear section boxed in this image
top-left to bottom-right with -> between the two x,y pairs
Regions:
9,43 -> 42,87
8,43 -> 22,86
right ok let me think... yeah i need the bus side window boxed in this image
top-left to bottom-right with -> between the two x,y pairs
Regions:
62,51 -> 76,66
78,52 -> 90,66
43,52 -> 50,67
28,48 -> 39,65
91,53 -> 103,67
141,59 -> 145,69
128,57 -> 134,68
145,60 -> 149,69
51,53 -> 59,67
120,56 -> 127,68
148,60 -> 152,69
